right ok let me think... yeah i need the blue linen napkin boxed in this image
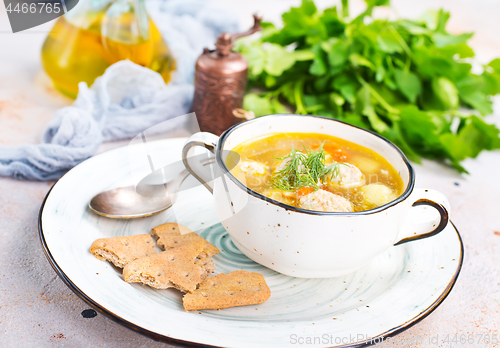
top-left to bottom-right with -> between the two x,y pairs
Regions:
0,0 -> 239,180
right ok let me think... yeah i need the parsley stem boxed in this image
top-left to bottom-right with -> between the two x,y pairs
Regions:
355,74 -> 401,115
389,26 -> 415,61
294,80 -> 307,114
404,56 -> 411,73
341,0 -> 349,18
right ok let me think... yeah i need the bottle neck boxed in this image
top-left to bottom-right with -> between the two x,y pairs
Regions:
64,0 -> 114,29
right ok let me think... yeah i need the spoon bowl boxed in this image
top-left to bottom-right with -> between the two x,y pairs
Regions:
89,185 -> 173,219
89,157 -> 214,219
89,168 -> 189,219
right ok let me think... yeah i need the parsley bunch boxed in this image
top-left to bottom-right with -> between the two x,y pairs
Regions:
236,0 -> 500,172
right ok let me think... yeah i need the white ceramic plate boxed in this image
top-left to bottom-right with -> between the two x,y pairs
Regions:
39,138 -> 463,348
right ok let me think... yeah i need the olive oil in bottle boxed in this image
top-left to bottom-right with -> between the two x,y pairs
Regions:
41,0 -> 111,98
100,0 -> 175,80
41,0 -> 175,98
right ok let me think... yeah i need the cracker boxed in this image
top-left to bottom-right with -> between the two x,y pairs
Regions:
90,234 -> 156,268
123,240 -> 215,293
183,271 -> 271,311
151,223 -> 219,258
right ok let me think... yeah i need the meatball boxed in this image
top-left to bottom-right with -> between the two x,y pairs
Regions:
360,183 -> 397,207
326,163 -> 365,189
274,156 -> 304,173
240,160 -> 268,175
299,189 -> 353,212
232,160 -> 269,188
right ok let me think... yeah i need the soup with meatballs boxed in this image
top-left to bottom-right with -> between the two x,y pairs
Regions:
226,133 -> 404,212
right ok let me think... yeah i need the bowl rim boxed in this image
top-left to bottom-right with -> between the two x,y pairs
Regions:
216,114 -> 415,216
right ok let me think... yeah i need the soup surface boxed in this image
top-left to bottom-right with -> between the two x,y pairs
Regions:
227,133 -> 404,212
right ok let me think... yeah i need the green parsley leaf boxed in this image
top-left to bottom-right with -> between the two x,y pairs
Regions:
264,45 -> 297,76
394,69 -> 422,103
432,77 -> 459,109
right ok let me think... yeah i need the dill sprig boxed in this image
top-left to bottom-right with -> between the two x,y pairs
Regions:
271,146 -> 310,190
320,162 -> 342,183
271,142 -> 343,191
304,144 -> 324,180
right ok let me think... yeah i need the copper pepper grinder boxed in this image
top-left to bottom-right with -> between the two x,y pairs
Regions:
192,14 -> 262,135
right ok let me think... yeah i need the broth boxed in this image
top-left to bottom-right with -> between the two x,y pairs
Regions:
227,133 -> 404,212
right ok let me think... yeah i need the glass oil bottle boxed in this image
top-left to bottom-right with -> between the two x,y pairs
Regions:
41,0 -> 175,98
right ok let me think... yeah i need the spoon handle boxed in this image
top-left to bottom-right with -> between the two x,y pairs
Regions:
166,157 -> 215,203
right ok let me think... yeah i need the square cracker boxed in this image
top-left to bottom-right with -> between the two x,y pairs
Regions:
151,223 -> 219,258
123,240 -> 215,293
183,271 -> 271,311
90,234 -> 156,268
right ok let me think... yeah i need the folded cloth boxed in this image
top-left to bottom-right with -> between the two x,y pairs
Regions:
0,0 -> 239,181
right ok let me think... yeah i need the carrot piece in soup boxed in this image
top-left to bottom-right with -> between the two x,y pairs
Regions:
312,143 -> 349,162
323,143 -> 339,152
297,186 -> 315,197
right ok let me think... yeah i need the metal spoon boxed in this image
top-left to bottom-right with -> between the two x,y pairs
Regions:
89,157 -> 214,219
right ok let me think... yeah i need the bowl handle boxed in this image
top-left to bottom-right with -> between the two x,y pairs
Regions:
182,132 -> 219,194
394,188 -> 450,246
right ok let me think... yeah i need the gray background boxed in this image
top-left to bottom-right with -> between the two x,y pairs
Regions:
0,0 -> 499,347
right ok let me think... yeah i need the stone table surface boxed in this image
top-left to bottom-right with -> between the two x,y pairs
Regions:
0,1 -> 499,347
